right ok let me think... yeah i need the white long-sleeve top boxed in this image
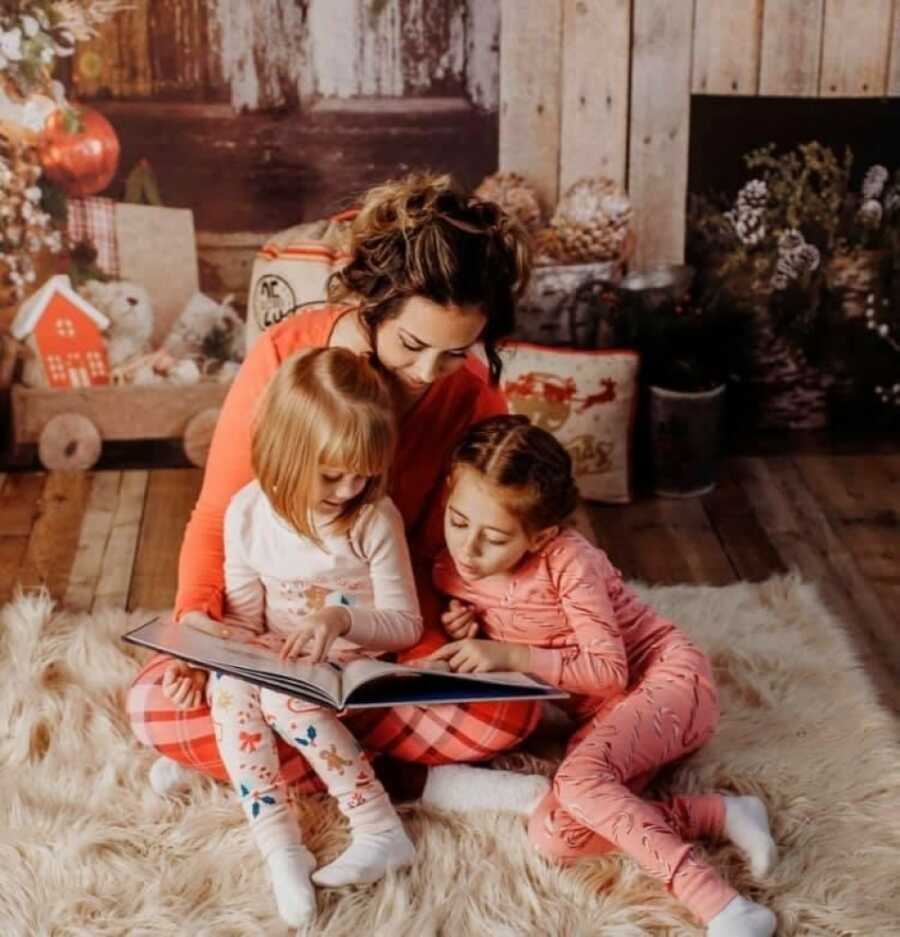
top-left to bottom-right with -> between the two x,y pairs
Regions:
222,481 -> 423,655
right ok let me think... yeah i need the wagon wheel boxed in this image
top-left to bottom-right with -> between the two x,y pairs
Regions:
37,413 -> 102,471
183,407 -> 221,467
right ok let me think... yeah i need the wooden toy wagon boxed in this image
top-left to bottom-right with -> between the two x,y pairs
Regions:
9,379 -> 227,470
5,275 -> 229,470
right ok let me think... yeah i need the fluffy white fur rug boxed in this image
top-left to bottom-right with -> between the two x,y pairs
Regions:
2,576 -> 899,937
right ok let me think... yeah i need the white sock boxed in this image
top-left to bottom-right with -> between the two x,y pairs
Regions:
707,896 -> 776,937
148,756 -> 193,796
421,764 -> 551,815
266,844 -> 318,927
724,795 -> 778,878
311,824 -> 415,888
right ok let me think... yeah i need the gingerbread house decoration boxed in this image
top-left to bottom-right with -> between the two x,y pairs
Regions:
10,274 -> 111,389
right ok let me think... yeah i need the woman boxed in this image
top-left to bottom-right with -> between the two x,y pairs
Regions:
127,172 -> 545,799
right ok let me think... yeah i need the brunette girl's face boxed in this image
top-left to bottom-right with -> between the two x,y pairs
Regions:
444,466 -> 556,580
375,296 -> 486,399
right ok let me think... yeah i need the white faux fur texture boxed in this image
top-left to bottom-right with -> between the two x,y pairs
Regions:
1,577 -> 899,936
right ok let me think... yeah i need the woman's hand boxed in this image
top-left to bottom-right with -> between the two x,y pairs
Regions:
441,599 -> 479,640
162,661 -> 208,709
424,638 -> 531,674
280,607 -> 351,663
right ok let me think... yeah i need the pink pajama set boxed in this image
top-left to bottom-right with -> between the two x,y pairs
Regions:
434,529 -> 738,924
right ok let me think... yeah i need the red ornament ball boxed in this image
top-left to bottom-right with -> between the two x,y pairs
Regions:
39,106 -> 121,198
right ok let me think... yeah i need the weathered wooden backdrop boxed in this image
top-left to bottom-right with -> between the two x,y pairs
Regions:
500,0 -> 900,267
68,0 -> 900,291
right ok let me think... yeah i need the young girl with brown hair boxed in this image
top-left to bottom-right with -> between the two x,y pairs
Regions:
427,415 -> 778,937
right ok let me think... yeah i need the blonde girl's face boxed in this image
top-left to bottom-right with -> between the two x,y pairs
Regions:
313,464 -> 371,517
444,467 -> 552,580
375,296 -> 487,399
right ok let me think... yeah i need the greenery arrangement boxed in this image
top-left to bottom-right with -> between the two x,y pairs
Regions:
687,142 -> 852,353
687,141 -> 900,424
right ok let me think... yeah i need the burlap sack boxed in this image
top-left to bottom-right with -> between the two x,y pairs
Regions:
245,214 -> 353,352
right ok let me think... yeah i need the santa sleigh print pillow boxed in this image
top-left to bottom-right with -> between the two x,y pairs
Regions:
498,342 -> 639,503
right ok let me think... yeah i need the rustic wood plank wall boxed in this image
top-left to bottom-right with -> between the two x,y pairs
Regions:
820,0 -> 893,96
500,0 -> 900,268
71,0 -> 496,109
628,0 -> 694,267
559,0 -> 630,192
891,1 -> 900,94
498,0 -> 564,212
758,0 -> 825,96
692,0 -> 763,95
65,0 -> 503,298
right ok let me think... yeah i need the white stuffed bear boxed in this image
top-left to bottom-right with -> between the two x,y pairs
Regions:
79,279 -> 155,368
163,292 -> 245,364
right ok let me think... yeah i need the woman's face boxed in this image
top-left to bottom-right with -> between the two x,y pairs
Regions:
375,296 -> 487,400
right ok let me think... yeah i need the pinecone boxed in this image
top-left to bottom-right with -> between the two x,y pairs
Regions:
549,177 -> 633,263
857,198 -> 883,229
796,243 -> 820,272
735,179 -> 768,212
473,172 -> 543,232
861,165 -> 888,201
728,207 -> 766,247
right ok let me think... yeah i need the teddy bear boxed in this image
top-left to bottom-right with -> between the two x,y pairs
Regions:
163,292 -> 245,365
79,279 -> 155,368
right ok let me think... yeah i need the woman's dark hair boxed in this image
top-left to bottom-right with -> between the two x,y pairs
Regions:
450,414 -> 579,532
327,172 -> 532,385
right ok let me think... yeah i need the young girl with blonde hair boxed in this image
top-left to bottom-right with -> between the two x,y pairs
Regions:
165,347 -> 422,927
428,415 -> 779,937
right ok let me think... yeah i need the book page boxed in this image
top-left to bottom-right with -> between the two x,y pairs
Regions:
339,656 -> 562,701
125,618 -> 343,705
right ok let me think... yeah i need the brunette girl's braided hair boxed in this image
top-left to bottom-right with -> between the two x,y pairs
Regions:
327,171 -> 532,385
451,414 -> 579,532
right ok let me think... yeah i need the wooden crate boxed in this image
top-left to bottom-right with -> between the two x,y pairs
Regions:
10,380 -> 229,470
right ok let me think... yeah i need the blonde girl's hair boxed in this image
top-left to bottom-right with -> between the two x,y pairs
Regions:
251,347 -> 397,546
449,414 -> 578,533
327,171 -> 533,386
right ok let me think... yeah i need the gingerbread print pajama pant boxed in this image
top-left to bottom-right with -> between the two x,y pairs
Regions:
528,639 -> 737,924
209,674 -> 394,858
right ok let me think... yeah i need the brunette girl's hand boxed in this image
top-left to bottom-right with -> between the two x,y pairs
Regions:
425,638 -> 530,674
280,607 -> 351,663
162,661 -> 208,709
441,599 -> 479,639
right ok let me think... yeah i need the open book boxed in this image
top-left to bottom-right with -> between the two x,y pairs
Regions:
122,617 -> 569,710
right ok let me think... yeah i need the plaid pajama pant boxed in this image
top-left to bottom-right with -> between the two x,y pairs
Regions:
127,654 -> 541,791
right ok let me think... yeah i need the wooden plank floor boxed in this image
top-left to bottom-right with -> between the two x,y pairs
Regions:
1,455 -> 897,717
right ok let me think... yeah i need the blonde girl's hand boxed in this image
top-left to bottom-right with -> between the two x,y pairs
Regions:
441,599 -> 479,639
280,607 -> 351,663
162,660 -> 208,709
424,638 -> 530,674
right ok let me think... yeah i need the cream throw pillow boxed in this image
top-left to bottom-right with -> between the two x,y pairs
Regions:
498,342 -> 639,503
